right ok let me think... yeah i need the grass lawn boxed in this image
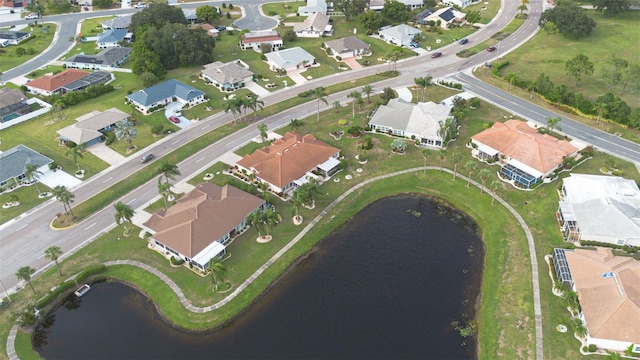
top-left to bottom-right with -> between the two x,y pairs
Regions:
0,185 -> 52,224
457,15 -> 525,57
79,16 -> 110,37
493,10 -> 640,109
261,1 -> 304,18
0,23 -> 58,72
23,64 -> 65,79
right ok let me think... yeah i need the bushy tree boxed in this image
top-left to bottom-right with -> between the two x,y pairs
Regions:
382,0 -> 410,22
596,92 -> 632,124
140,23 -> 214,70
539,3 -> 596,39
196,5 -> 221,23
466,10 -> 481,24
334,0 -> 368,20
131,41 -> 166,78
129,3 -> 187,35
591,0 -> 630,17
565,54 -> 594,85
283,29 -> 297,42
358,11 -> 384,30
92,0 -> 112,9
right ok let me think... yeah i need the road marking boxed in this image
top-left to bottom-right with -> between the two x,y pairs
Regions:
171,140 -> 180,145
202,125 -> 210,130
196,157 -> 205,163
103,177 -> 113,183
84,223 -> 96,230
126,198 -> 137,205
37,253 -> 46,259
15,224 -> 28,232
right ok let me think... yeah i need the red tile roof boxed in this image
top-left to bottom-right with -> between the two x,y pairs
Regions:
26,69 -> 89,92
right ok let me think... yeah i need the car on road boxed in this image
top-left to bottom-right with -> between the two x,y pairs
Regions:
487,46 -> 497,52
25,13 -> 39,20
140,153 -> 154,163
431,52 -> 443,58
134,2 -> 146,8
459,38 -> 469,45
168,116 -> 180,124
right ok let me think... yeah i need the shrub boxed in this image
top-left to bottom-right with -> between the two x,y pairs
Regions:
104,131 -> 116,145
337,119 -> 348,126
588,344 -> 597,352
170,256 -> 185,266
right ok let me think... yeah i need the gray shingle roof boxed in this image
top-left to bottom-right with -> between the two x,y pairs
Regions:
126,79 -> 205,107
324,36 -> 369,54
56,108 -> 129,145
201,61 -> 254,85
66,47 -> 132,67
0,30 -> 29,41
378,24 -> 422,44
0,145 -> 53,184
265,47 -> 315,69
97,28 -> 127,44
101,15 -> 132,29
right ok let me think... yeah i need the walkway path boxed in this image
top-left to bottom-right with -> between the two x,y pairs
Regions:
7,167 -> 543,359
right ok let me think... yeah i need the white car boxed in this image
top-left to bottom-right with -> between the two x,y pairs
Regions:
134,2 -> 146,8
25,13 -> 39,20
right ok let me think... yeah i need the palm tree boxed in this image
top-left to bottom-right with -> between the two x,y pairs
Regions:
290,189 -> 304,222
114,119 -> 137,150
313,87 -> 328,121
223,97 -> 240,123
114,201 -> 135,235
53,99 -> 65,120
420,74 -> 433,102
571,317 -> 587,339
546,116 -> 562,133
414,77 -> 426,100
479,168 -> 491,193
490,180 -> 500,205
527,81 -> 537,99
464,161 -> 477,187
44,245 -> 63,276
300,178 -> 321,206
347,90 -> 362,119
437,148 -> 446,172
65,143 -> 85,171
24,162 -> 44,195
257,123 -> 268,142
361,84 -> 374,103
16,266 -> 36,294
450,152 -> 462,180
52,185 -> 75,218
157,178 -> 172,210
421,149 -> 430,175
209,258 -> 227,291
289,118 -> 303,131
594,102 -> 607,124
159,161 -> 180,186
332,100 -> 341,113
505,73 -> 519,90
246,94 -> 264,121
262,207 -> 279,237
518,0 -> 529,14
247,211 -> 265,238
438,118 -> 456,145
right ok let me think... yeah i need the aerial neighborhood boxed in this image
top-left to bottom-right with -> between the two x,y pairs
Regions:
0,0 -> 639,357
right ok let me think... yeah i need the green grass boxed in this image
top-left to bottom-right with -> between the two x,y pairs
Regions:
0,23 -> 58,72
0,185 -> 52,224
457,15 -> 525,57
261,1 -> 304,18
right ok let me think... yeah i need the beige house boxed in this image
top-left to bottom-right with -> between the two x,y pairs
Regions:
324,37 -> 370,60
201,61 -> 254,92
293,13 -> 332,38
143,183 -> 265,270
57,108 -> 129,147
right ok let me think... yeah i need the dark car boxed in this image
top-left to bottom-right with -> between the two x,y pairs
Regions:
140,153 -> 154,163
431,52 -> 443,58
459,38 -> 469,45
169,116 -> 180,124
487,46 -> 497,52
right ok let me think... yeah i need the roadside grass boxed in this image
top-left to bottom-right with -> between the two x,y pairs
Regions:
493,10 -> 640,108
78,16 -> 110,36
260,1 -> 304,18
0,185 -> 52,224
63,39 -> 101,58
464,0 -> 501,24
0,23 -> 58,72
232,139 -> 272,156
420,26 -> 477,52
457,15 -> 525,57
23,64 -> 64,79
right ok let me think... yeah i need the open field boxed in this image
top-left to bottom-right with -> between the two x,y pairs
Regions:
0,23 -> 58,72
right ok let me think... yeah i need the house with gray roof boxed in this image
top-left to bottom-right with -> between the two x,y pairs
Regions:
0,145 -> 53,189
201,61 -> 254,92
368,98 -> 453,148
298,0 -> 327,16
293,12 -> 332,38
126,79 -> 206,114
96,28 -> 128,48
378,24 -> 422,46
100,14 -> 132,30
265,47 -> 316,73
441,0 -> 478,9
182,8 -> 198,23
557,174 -> 640,246
324,36 -> 370,60
64,47 -> 133,70
0,88 -> 30,123
61,71 -> 114,93
57,108 -> 129,147
0,30 -> 30,46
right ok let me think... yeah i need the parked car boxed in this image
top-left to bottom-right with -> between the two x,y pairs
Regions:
173,108 -> 182,116
409,42 -> 420,49
25,13 -> 39,20
487,46 -> 497,52
169,116 -> 180,124
140,153 -> 154,163
431,52 -> 443,58
134,2 -> 146,8
459,38 -> 469,45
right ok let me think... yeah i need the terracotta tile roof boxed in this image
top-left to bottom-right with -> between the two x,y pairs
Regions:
143,183 -> 264,257
241,31 -> 282,44
564,248 -> 640,344
26,69 -> 89,92
471,119 -> 577,174
236,132 -> 340,188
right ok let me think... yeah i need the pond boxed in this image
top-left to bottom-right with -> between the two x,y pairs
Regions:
35,194 -> 484,359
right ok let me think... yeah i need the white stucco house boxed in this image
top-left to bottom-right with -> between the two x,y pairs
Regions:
298,0 -> 327,16
324,36 -> 370,60
293,12 -> 332,38
264,47 -> 316,72
378,24 -> 422,47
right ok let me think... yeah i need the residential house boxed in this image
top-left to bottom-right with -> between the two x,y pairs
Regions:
143,183 -> 266,270
240,31 -> 283,52
96,28 -> 127,48
264,47 -> 316,73
126,79 -> 206,114
471,120 -> 578,189
0,30 -> 30,46
182,8 -> 198,23
26,69 -> 114,96
201,61 -> 254,92
423,7 -> 467,29
368,98 -> 453,148
324,36 -> 370,60
298,0 -> 327,16
557,174 -> 640,246
236,132 -> 341,194
0,0 -> 27,7
413,8 -> 435,23
397,0 -> 424,10
189,23 -> 218,38
378,24 -> 422,47
552,247 -> 640,353
0,88 -> 30,123
100,14 -> 132,30
64,47 -> 133,70
368,0 -> 385,11
441,0 -> 479,9
0,145 -> 53,189
293,12 -> 332,38
56,108 -> 129,147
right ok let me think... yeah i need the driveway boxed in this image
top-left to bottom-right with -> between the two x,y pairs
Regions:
164,103 -> 192,129
87,142 -> 126,166
412,47 -> 428,55
287,70 -> 308,85
394,87 -> 413,102
38,169 -> 83,189
342,57 -> 362,70
245,81 -> 270,97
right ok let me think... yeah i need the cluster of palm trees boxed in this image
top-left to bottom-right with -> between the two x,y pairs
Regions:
157,161 -> 181,210
223,94 -> 264,124
52,185 -> 75,218
413,75 -> 433,102
288,178 -> 321,222
247,206 -> 279,240
65,142 -> 85,174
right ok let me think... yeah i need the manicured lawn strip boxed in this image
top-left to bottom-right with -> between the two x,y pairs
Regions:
232,139 -> 272,157
79,16 -> 110,37
465,0 -> 501,24
14,331 -> 40,360
261,1 -> 304,18
22,64 -> 65,79
0,23 -> 58,72
0,185 -> 52,224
